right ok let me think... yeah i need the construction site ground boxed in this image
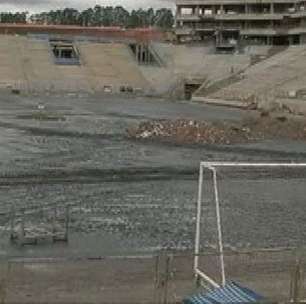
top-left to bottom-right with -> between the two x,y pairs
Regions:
128,114 -> 306,145
0,93 -> 306,302
0,250 -> 302,303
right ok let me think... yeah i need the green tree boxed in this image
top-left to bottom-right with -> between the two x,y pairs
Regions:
7,5 -> 174,29
154,9 -> 174,29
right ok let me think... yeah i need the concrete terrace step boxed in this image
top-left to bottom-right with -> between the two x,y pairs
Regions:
192,96 -> 249,108
206,46 -> 306,103
0,37 -> 151,94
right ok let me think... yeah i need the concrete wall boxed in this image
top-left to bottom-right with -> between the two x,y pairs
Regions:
140,43 -> 250,97
0,35 -> 150,94
0,35 -> 251,98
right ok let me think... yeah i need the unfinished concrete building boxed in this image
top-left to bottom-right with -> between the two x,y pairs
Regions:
175,0 -> 306,47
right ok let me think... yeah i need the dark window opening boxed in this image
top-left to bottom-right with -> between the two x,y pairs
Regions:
273,36 -> 290,46
184,83 -> 201,100
50,40 -> 80,65
129,43 -> 162,66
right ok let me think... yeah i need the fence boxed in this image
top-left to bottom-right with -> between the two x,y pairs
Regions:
0,249 -> 305,303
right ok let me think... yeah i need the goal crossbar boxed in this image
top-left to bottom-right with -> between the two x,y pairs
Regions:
194,162 -> 306,289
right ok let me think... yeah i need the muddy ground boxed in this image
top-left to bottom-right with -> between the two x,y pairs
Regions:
0,93 -> 305,302
0,93 -> 306,256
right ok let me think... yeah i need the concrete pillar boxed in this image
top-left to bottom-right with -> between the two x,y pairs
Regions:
145,45 -> 149,64
300,34 -> 306,44
220,4 -> 224,13
135,45 -> 140,63
245,4 -> 248,13
141,44 -> 144,63
195,6 -> 200,16
177,6 -> 182,16
270,3 -> 274,14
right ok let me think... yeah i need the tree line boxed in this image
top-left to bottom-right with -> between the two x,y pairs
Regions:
0,6 -> 174,29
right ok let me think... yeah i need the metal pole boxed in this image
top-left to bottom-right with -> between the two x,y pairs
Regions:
154,254 -> 160,304
10,207 -> 14,240
20,210 -> 25,246
211,167 -> 226,286
163,255 -> 172,304
65,206 -> 69,242
194,164 -> 204,274
201,162 -> 306,168
52,206 -> 57,240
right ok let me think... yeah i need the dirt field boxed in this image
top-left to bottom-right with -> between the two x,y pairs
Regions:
0,249 -> 303,303
0,93 -> 305,302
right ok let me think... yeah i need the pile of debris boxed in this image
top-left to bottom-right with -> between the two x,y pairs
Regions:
127,116 -> 306,145
127,119 -> 253,145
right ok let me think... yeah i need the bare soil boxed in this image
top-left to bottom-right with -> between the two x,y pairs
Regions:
0,250 -> 302,303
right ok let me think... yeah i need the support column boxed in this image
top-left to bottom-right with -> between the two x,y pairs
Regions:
177,6 -> 182,16
195,5 -> 200,16
135,45 -> 139,63
267,36 -> 272,45
270,3 -> 274,14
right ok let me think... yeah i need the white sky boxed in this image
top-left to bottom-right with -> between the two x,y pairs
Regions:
0,0 -> 175,13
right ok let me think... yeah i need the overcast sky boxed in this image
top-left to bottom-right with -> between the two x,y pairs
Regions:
0,0 -> 175,13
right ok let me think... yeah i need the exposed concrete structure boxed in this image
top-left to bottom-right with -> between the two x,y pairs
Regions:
175,0 -> 306,46
140,42 -> 250,97
0,35 -> 150,94
192,45 -> 306,114
0,34 -> 251,97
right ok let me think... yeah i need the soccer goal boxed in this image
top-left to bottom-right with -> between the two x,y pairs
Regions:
194,162 -> 306,289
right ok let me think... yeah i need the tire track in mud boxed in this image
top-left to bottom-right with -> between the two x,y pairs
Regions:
0,167 -> 198,185
1,117 -> 306,188
0,120 -> 123,140
133,138 -> 306,159
2,118 -> 306,159
0,166 -> 305,186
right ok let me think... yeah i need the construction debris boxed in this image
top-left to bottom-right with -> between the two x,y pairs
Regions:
128,116 -> 306,145
128,119 -> 252,145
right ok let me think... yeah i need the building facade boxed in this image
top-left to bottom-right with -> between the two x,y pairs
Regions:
175,0 -> 306,46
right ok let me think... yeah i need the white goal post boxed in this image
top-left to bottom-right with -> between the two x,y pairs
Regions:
194,162 -> 306,289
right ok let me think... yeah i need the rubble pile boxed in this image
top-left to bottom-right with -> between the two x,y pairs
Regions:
128,119 -> 253,145
128,115 -> 306,145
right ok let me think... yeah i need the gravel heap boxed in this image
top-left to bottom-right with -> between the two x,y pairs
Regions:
128,119 -> 252,145
128,116 -> 306,145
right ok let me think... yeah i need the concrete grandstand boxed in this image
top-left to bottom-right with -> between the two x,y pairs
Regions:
0,25 -> 251,97
193,45 -> 306,113
1,22 -> 306,115
0,35 -> 150,94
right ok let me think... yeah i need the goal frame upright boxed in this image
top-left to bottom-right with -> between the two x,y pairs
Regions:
194,161 -> 306,289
